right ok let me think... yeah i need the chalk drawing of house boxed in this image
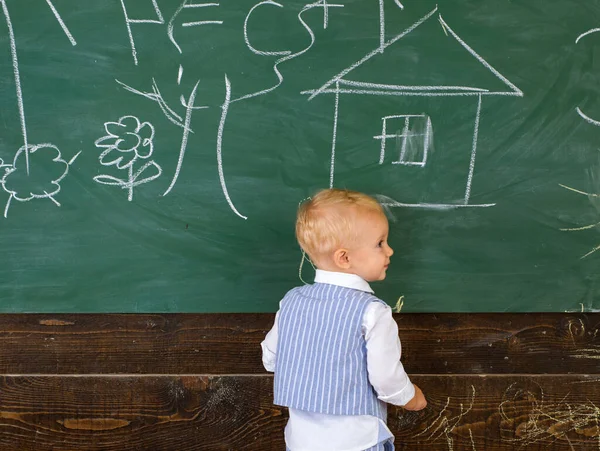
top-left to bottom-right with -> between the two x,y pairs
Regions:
302,6 -> 523,209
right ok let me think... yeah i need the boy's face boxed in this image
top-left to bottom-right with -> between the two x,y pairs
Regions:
346,211 -> 394,282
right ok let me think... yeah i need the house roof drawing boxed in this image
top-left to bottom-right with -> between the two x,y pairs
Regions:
302,6 -> 523,99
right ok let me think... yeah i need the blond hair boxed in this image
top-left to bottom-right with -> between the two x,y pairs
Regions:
296,188 -> 383,262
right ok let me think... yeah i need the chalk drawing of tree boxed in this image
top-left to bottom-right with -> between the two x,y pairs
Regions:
94,115 -> 162,201
117,0 -> 348,219
1,144 -> 75,218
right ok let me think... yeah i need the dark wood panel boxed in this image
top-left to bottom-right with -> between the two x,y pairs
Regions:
0,375 -> 283,451
391,375 -> 600,450
1,313 -> 599,375
1,375 -> 599,450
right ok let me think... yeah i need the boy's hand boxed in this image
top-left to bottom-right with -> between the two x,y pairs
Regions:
403,384 -> 427,411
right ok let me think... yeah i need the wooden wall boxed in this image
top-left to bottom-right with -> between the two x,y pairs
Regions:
0,313 -> 599,450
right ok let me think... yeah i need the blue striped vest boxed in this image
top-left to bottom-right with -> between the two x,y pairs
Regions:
273,283 -> 387,420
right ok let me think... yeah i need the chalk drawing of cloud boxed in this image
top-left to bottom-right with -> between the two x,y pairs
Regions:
1,143 -> 72,218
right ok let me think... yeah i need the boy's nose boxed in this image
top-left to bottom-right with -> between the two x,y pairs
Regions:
387,245 -> 394,257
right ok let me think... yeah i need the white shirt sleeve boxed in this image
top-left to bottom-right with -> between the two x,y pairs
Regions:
261,310 -> 279,372
363,302 -> 416,406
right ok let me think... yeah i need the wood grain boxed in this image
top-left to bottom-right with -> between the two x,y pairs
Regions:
0,313 -> 598,374
0,313 -> 599,449
1,375 -> 598,450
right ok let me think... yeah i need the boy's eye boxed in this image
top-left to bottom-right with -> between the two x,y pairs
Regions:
378,240 -> 384,247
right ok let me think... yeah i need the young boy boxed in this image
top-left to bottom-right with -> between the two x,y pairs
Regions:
261,188 -> 427,451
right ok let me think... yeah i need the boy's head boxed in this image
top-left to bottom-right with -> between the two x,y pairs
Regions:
296,189 -> 394,281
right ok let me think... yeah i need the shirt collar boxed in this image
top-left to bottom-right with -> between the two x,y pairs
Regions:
314,269 -> 374,294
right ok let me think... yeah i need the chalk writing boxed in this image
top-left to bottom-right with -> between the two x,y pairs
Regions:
0,0 -> 79,217
415,384 -> 477,450
302,6 -> 523,209
115,78 -> 207,199
94,116 -> 162,201
499,381 -> 600,447
168,1 -> 222,55
45,0 -> 77,46
559,183 -> 600,259
0,1 -> 527,219
1,144 -> 80,218
119,0 -> 165,65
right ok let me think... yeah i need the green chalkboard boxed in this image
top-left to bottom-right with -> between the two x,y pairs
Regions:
1,0 -> 600,312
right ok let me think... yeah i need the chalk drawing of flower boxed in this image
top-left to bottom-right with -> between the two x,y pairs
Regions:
94,115 -> 162,201
1,143 -> 78,218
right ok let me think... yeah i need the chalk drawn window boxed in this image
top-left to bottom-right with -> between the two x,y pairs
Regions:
375,115 -> 433,167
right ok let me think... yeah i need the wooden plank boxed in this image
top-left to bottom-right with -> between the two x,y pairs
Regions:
390,375 -> 600,450
1,375 -> 599,450
0,375 -> 283,451
0,313 -> 599,375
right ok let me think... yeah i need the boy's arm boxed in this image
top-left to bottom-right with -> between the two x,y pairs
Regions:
364,303 -> 427,410
261,310 -> 280,372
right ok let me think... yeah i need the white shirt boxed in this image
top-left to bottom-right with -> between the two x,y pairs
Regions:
261,270 -> 416,451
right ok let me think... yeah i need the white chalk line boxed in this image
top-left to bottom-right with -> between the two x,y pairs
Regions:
45,0 -> 77,46
163,81 -> 200,196
150,0 -> 165,22
185,2 -> 219,7
559,183 -> 600,197
68,150 -> 82,166
179,93 -> 209,110
217,75 -> 247,219
95,117 -> 161,201
182,20 -> 223,27
437,15 -> 523,97
119,0 -> 164,64
392,161 -> 425,166
128,19 -> 165,24
151,79 -> 187,124
339,79 -> 489,92
233,0 -> 321,103
244,1 -> 291,57
119,0 -> 137,65
376,115 -> 431,166
398,116 -> 410,162
378,115 -> 387,164
1,0 -> 29,174
559,184 -> 600,259
308,6 -> 439,100
329,81 -> 340,188
3,194 -> 12,218
116,79 -> 186,129
168,1 -> 186,54
178,65 -> 184,84
464,94 -> 482,204
169,1 -> 221,52
561,221 -> 600,232
316,0 -> 344,30
2,144 -> 71,217
576,28 -> 600,44
388,114 -> 426,119
309,8 -> 523,100
44,191 -> 61,206
302,88 -> 521,97
381,201 -> 495,209
576,106 -> 600,127
423,116 -> 432,166
379,0 -> 385,50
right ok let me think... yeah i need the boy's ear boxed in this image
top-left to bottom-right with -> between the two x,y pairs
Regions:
333,248 -> 351,270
